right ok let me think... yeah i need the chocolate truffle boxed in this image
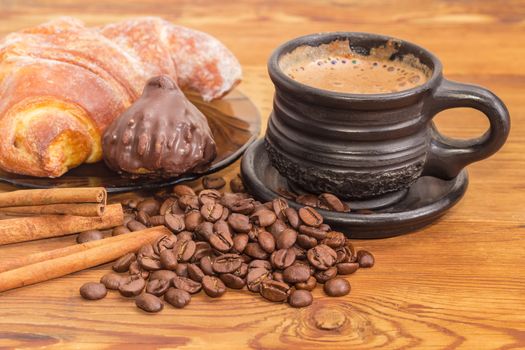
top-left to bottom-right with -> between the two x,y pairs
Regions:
102,75 -> 217,177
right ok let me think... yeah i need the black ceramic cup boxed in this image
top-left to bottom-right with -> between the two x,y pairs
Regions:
265,32 -> 510,203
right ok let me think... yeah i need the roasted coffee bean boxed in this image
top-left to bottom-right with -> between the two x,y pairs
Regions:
149,270 -> 176,282
257,230 -> 276,253
250,209 -> 277,227
129,261 -> 150,280
125,198 -> 140,209
146,279 -> 171,296
276,228 -> 298,249
272,198 -> 289,221
295,276 -> 317,291
247,226 -> 264,241
171,202 -> 186,215
336,242 -> 356,263
164,213 -> 185,233
228,213 -> 252,233
153,234 -> 177,254
112,225 -> 130,236
172,276 -> 202,294
220,192 -> 248,209
298,225 -> 327,240
246,267 -> 272,293
198,189 -> 222,206
260,279 -> 290,302
195,221 -> 214,241
187,263 -> 205,282
230,198 -> 255,215
139,256 -> 162,271
202,176 -> 226,190
357,250 -> 375,267
307,244 -> 337,270
202,275 -> 226,297
123,213 -> 135,225
138,244 -> 157,259
199,256 -> 215,276
119,277 -> 146,297
178,195 -> 200,211
297,234 -> 317,249
283,264 -> 310,284
268,219 -> 288,237
230,175 -> 245,193
192,241 -> 213,261
173,239 -> 196,262
296,194 -> 319,207
209,220 -> 233,252
127,220 -> 147,232
324,278 -> 350,297
273,271 -> 285,283
213,254 -> 242,274
77,230 -> 104,244
232,233 -> 249,253
283,207 -> 300,229
318,193 -> 348,212
113,253 -> 136,273
100,273 -> 127,290
137,198 -> 160,215
149,215 -> 166,226
136,210 -> 151,226
322,231 -> 346,248
160,197 -> 177,215
175,263 -> 188,277
219,273 -> 245,289
299,207 -> 323,227
185,210 -> 203,231
220,207 -> 230,221
165,288 -> 191,308
80,282 -> 107,300
248,259 -> 272,271
173,184 -> 195,197
244,242 -> 269,259
270,248 -> 296,269
288,289 -> 313,308
177,231 -> 194,242
200,202 -> 224,222
337,262 -> 359,275
136,293 -> 164,313
159,249 -> 178,270
314,266 -> 337,284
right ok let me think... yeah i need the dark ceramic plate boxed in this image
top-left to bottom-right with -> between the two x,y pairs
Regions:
241,139 -> 469,239
0,89 -> 260,193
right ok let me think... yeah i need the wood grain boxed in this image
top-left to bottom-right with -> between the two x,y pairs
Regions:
0,0 -> 524,348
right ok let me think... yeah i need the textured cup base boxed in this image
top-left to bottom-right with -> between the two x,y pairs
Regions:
241,139 -> 469,239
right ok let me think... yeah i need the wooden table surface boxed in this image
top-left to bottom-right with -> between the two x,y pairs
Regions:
1,1 -> 524,349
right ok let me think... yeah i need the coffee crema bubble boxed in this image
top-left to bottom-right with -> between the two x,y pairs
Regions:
279,39 -> 431,94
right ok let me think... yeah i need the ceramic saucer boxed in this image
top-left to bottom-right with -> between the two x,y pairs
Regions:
241,139 -> 468,239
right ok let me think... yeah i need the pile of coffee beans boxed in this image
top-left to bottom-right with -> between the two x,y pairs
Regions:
79,175 -> 375,312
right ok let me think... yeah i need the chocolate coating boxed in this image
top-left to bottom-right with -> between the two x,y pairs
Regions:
102,75 -> 217,177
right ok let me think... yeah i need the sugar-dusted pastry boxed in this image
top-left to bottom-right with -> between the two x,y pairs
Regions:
0,17 -> 241,177
102,75 -> 216,177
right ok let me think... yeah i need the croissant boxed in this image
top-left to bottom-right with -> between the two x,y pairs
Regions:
0,17 -> 241,177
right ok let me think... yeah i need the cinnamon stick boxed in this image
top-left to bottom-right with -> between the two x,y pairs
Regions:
0,226 -> 170,293
0,203 -> 104,217
0,204 -> 123,246
0,230 -> 141,273
0,187 -> 106,207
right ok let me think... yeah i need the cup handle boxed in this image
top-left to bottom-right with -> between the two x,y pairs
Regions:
422,78 -> 510,179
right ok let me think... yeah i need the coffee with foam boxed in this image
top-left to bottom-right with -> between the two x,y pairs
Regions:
280,40 -> 431,94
